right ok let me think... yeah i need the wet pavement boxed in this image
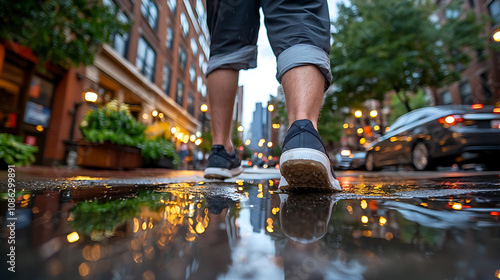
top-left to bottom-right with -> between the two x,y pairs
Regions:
1,168 -> 500,280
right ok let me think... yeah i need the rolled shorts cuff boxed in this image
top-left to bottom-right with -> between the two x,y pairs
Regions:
277,44 -> 332,89
207,45 -> 258,76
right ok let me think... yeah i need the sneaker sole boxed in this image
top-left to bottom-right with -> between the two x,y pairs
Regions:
204,166 -> 243,179
279,148 -> 342,192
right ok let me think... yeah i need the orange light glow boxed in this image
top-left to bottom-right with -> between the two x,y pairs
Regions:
471,104 -> 484,110
67,232 -> 80,243
494,108 -> 500,113
452,203 -> 463,210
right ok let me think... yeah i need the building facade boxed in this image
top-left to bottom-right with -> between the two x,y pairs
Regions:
432,0 -> 500,106
0,0 -> 209,165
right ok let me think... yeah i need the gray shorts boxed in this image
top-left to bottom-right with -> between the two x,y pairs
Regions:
206,0 -> 332,86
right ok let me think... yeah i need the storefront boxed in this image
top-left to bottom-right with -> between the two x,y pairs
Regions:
0,43 -> 61,164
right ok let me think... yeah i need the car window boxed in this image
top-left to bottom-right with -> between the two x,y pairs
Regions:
389,114 -> 410,131
389,108 -> 437,131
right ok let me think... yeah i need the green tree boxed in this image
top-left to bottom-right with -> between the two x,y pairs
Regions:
389,89 -> 430,124
0,0 -> 129,67
327,0 -> 488,112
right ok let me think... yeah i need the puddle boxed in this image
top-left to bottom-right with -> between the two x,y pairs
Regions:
1,179 -> 500,280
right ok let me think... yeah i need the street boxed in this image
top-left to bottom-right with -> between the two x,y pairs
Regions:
1,167 -> 500,280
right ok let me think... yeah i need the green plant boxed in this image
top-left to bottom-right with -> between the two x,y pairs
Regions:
0,133 -> 38,166
80,100 -> 146,147
139,137 -> 180,166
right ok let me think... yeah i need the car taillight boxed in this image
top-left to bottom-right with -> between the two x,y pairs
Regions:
437,115 -> 464,126
471,104 -> 484,110
494,107 -> 500,113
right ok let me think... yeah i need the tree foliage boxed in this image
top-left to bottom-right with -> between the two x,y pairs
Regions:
327,0 -> 488,112
0,0 -> 129,67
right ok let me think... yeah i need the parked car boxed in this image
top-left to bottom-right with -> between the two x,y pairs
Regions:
333,149 -> 366,170
365,105 -> 500,171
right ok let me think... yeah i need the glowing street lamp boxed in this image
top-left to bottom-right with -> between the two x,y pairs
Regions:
369,110 -> 378,118
267,104 -> 275,112
200,104 -> 208,112
354,110 -> 362,118
494,29 -> 500,42
237,125 -> 244,132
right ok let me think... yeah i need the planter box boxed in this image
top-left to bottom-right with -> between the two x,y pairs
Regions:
77,141 -> 142,170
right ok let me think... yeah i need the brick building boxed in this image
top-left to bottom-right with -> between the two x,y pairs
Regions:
432,0 -> 500,106
0,0 -> 209,165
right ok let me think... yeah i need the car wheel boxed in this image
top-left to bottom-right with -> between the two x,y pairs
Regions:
411,142 -> 433,171
365,152 -> 380,171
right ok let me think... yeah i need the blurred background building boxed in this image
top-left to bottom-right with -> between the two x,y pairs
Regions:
0,0 -> 210,165
431,0 -> 500,106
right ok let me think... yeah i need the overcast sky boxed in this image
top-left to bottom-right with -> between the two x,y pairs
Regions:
239,0 -> 341,136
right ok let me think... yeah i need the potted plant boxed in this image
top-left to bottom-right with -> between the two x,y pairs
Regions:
0,133 -> 39,169
140,136 -> 180,168
78,100 -> 146,169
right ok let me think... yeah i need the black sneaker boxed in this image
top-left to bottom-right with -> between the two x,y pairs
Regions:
204,145 -> 243,179
279,119 -> 341,191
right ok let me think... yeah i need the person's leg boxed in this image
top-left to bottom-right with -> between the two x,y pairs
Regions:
261,0 -> 341,191
281,65 -> 325,130
207,69 -> 239,153
204,0 -> 260,179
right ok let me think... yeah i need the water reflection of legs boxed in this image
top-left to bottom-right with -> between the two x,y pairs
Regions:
278,193 -> 367,279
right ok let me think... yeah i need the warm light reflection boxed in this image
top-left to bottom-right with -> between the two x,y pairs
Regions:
79,262 -> 90,277
495,269 -> 500,278
385,232 -> 393,241
272,207 -> 280,215
195,222 -> 205,234
347,205 -> 353,214
360,200 -> 368,209
379,216 -> 387,226
452,203 -> 463,210
67,232 -> 80,243
361,216 -> 369,224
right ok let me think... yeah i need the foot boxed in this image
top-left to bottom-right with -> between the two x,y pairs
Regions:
204,145 -> 243,179
279,119 -> 342,191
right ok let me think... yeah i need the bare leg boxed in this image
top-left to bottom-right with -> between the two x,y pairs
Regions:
281,65 -> 325,129
206,69 -> 239,153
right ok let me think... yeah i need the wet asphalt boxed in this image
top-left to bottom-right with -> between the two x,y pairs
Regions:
0,167 -> 499,280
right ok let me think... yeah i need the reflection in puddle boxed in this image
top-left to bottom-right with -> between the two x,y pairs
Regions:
1,180 -> 500,280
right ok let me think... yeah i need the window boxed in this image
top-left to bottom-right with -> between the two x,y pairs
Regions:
141,0 -> 158,30
112,11 -> 130,57
180,13 -> 189,36
197,76 -> 203,92
136,37 -> 156,82
175,80 -> 184,106
190,38 -> 198,55
168,0 -> 177,15
441,90 -> 452,105
189,64 -> 196,82
459,82 -> 473,105
163,65 -> 172,94
166,27 -> 174,49
178,46 -> 187,69
489,0 -> 500,24
103,0 -> 129,57
187,92 -> 194,115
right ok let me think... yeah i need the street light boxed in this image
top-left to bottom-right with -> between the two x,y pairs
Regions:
200,104 -> 208,113
237,125 -> 244,132
493,29 -> 500,42
354,110 -> 363,118
267,104 -> 275,112
370,110 -> 378,118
